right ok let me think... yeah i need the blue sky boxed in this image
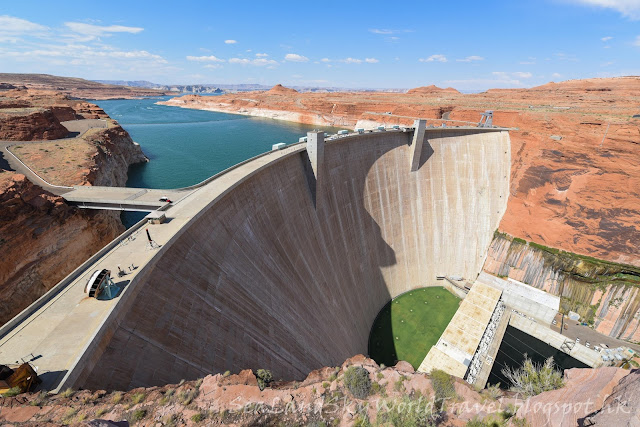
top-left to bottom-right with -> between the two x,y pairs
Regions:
1,0 -> 639,90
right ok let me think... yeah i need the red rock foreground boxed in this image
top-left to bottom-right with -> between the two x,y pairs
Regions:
0,356 -> 635,426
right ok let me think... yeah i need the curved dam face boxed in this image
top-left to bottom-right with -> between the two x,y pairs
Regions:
79,129 -> 510,390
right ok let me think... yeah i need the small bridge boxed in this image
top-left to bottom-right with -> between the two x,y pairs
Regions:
62,186 -> 192,212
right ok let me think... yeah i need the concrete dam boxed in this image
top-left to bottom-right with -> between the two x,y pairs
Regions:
0,125 -> 511,391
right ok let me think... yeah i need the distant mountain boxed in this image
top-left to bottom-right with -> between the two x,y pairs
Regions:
0,73 -> 173,99
94,80 -> 158,88
93,80 -> 407,94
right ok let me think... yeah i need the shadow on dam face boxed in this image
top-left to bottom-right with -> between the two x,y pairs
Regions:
78,129 -> 510,390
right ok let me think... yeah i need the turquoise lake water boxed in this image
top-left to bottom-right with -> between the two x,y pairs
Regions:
94,96 -> 344,226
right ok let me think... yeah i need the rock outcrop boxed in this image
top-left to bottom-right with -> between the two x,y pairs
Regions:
584,368 -> 640,425
0,73 -> 175,99
0,355 -> 637,426
0,109 -> 69,141
484,233 -> 640,341
0,86 -> 147,326
0,173 -> 123,325
516,367 -> 630,427
406,85 -> 461,94
82,125 -> 148,187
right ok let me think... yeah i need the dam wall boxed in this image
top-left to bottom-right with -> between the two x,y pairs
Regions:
76,128 -> 510,390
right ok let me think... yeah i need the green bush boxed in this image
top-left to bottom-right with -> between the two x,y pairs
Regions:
376,395 -> 435,426
430,369 -> 457,410
342,366 -> 371,399
255,369 -> 273,391
191,412 -> 205,423
501,356 -> 564,397
131,409 -> 147,422
2,387 -> 21,397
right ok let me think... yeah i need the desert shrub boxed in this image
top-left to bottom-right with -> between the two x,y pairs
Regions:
111,391 -> 123,404
191,412 -> 205,423
501,356 -> 564,397
95,407 -> 108,417
131,392 -> 146,404
2,387 -> 21,397
256,369 -> 273,391
430,369 -> 457,410
376,395 -> 435,426
130,409 -> 146,422
178,388 -> 198,405
465,416 -> 502,427
484,383 -> 502,400
61,388 -> 74,398
353,414 -> 372,427
343,366 -> 371,399
394,375 -> 407,392
30,391 -> 48,406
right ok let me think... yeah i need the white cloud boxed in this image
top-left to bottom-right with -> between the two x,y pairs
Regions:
601,61 -> 615,66
551,72 -> 563,79
368,28 -> 413,35
365,58 -> 379,63
186,55 -> 225,62
229,57 -> 278,66
320,58 -> 331,62
255,53 -> 268,57
284,53 -> 309,62
572,0 -> 640,19
369,29 -> 395,34
457,55 -> 484,62
0,15 -> 48,42
513,71 -> 533,78
635,35 -> 640,45
601,36 -> 614,41
64,22 -> 143,40
341,57 -> 362,64
419,54 -> 448,63
224,39 -> 237,44
204,64 -> 223,69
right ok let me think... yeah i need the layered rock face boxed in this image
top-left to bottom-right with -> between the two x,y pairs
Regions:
0,87 -> 147,326
0,109 -> 69,141
484,233 -> 640,341
0,173 -> 123,324
82,125 -> 148,187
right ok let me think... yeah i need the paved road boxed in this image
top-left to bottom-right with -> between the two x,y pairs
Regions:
0,140 -> 72,195
550,312 -> 640,353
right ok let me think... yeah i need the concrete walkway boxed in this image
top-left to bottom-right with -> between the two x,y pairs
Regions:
0,143 -> 306,392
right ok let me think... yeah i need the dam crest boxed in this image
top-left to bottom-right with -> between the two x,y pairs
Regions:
0,125 -> 511,391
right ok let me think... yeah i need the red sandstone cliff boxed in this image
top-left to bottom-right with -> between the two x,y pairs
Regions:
0,87 -> 147,325
0,173 -> 123,324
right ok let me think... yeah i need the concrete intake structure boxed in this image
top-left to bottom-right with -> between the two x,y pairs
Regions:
0,127 -> 511,391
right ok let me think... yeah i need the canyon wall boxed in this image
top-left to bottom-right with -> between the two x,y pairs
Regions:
77,129 -> 510,390
0,173 -> 123,324
0,87 -> 147,325
484,233 -> 640,342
